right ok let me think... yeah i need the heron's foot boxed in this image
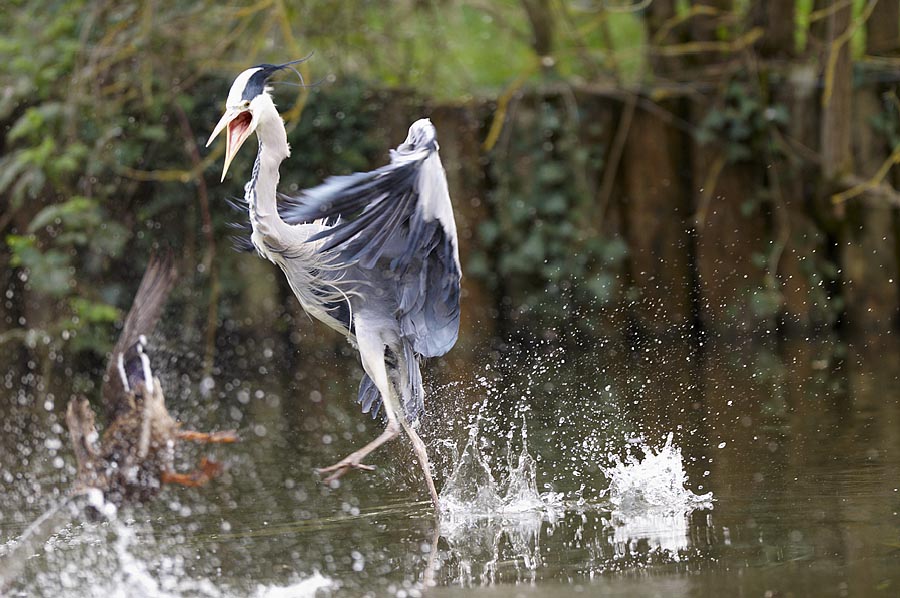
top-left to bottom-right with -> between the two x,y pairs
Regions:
176,429 -> 240,443
161,457 -> 223,487
315,459 -> 377,483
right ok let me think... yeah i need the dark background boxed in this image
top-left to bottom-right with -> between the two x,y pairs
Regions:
2,0 -> 899,394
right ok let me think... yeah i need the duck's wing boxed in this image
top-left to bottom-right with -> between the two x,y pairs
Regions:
101,252 -> 178,419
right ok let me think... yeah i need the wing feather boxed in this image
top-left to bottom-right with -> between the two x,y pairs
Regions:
280,119 -> 461,359
101,252 -> 178,420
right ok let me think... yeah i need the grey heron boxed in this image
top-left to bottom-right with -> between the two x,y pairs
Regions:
206,62 -> 461,511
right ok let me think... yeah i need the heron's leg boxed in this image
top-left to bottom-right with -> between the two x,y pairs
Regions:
316,331 -> 402,482
393,349 -> 441,512
315,419 -> 401,482
399,418 -> 441,513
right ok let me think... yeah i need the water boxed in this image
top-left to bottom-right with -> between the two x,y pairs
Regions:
603,433 -> 713,513
1,337 -> 899,596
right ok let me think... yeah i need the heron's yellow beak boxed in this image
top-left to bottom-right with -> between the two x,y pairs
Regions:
207,108 -> 254,182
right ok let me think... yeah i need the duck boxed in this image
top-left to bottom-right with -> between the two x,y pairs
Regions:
66,253 -> 237,506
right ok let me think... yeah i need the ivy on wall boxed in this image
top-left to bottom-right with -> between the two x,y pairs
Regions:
471,94 -> 625,339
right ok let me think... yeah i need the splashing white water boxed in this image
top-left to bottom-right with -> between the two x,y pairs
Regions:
435,413 -> 714,583
440,419 -> 563,516
439,409 -> 711,518
252,573 -> 333,598
604,433 -> 714,515
436,412 -> 565,583
7,494 -> 333,598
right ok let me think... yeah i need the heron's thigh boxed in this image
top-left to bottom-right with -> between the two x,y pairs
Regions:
355,327 -> 401,423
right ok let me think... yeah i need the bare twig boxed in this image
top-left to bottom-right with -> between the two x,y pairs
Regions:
653,28 -> 764,58
822,0 -> 878,108
483,65 -> 538,152
651,5 -> 727,46
833,147 -> 900,205
174,104 -> 219,377
596,93 -> 637,221
693,155 -> 727,230
808,0 -> 854,24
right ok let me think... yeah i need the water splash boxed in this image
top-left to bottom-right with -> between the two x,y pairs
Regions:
604,433 -> 714,515
251,573 -> 332,598
440,413 -> 562,516
437,410 -> 563,585
4,495 -> 333,598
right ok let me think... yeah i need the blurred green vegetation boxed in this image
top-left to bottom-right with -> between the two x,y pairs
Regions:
2,0 -> 900,381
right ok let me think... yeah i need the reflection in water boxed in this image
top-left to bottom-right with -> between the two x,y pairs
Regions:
434,411 -> 712,587
608,511 -> 690,556
438,511 -> 548,587
436,401 -> 562,586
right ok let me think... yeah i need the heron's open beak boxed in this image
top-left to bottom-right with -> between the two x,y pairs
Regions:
207,108 -> 254,182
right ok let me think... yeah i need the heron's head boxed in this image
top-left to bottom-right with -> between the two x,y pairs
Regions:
207,61 -> 302,181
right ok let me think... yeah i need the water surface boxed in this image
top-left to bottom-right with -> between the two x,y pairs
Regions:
1,337 -> 898,597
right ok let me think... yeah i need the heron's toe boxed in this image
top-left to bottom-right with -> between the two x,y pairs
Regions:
315,461 -> 376,483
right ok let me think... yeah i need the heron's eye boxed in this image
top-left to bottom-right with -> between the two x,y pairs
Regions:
241,100 -> 250,108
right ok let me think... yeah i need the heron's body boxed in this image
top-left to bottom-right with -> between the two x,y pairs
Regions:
209,63 -> 461,511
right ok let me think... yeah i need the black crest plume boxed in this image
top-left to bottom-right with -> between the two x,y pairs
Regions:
241,54 -> 314,101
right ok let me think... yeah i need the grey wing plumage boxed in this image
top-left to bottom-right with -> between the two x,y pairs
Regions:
357,373 -> 381,419
279,118 -> 462,358
356,339 -> 424,421
101,252 -> 178,419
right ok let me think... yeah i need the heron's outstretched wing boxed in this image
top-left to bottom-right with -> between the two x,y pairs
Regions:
280,118 -> 461,358
101,252 -> 178,420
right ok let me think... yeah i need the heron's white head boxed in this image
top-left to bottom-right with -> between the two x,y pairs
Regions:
207,59 -> 309,181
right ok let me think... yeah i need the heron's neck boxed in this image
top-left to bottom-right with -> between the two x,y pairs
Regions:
247,109 -> 290,245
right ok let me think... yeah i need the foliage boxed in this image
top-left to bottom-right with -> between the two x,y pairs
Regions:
696,81 -> 789,164
869,92 -> 900,149
472,93 -> 621,337
1,0 -> 898,380
281,79 -> 385,191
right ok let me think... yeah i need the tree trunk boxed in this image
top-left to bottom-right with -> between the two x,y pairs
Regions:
749,0 -> 796,58
775,64 -> 831,331
867,0 -> 900,55
842,89 -> 900,332
645,0 -> 681,74
808,0 -> 831,57
621,103 -> 693,335
821,0 -> 853,181
521,0 -> 554,58
690,0 -> 733,43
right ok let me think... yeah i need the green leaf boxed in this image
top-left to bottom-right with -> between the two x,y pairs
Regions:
541,193 -> 568,215
536,162 -> 568,186
478,220 -> 500,245
586,273 -> 617,303
69,297 -> 121,324
28,197 -> 100,233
